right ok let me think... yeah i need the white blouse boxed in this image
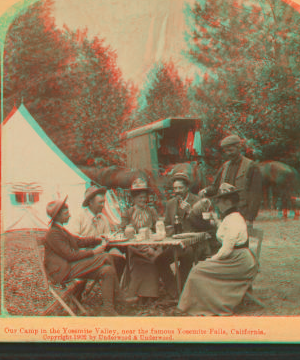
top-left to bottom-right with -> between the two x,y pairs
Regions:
68,207 -> 111,237
213,212 -> 248,260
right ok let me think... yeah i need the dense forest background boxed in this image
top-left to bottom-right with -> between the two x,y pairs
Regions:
3,0 -> 300,171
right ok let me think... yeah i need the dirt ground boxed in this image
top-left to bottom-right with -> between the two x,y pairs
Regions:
2,210 -> 300,317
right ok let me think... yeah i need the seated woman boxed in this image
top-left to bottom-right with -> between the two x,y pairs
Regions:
121,178 -> 161,304
178,183 -> 258,316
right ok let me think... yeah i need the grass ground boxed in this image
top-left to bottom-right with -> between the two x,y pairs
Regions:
2,210 -> 300,316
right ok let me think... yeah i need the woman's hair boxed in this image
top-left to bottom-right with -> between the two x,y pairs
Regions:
221,192 -> 240,205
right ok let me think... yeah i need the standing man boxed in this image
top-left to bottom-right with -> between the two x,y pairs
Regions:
44,196 -> 120,316
69,185 -> 125,281
199,135 -> 262,227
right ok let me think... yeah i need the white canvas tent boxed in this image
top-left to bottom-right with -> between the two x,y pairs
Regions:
1,104 -> 91,232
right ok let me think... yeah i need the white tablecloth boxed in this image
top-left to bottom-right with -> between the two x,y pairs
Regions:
107,232 -> 210,249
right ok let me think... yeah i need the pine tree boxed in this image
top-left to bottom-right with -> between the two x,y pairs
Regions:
4,0 -> 134,167
4,0 -> 70,116
185,0 -> 300,170
132,61 -> 190,127
55,27 -> 133,166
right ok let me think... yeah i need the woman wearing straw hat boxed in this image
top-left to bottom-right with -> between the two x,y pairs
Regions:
120,178 -> 162,304
178,183 -> 258,316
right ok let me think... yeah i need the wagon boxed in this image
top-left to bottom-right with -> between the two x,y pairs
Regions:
120,117 -> 204,177
86,118 -> 208,215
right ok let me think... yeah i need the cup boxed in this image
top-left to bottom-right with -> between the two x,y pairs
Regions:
139,227 -> 150,241
124,225 -> 136,240
202,212 -> 211,220
165,225 -> 174,237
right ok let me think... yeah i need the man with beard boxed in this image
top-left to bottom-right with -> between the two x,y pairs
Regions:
199,135 -> 262,227
68,186 -> 126,301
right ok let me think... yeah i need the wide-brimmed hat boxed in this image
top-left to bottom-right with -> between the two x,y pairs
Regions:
82,185 -> 107,207
172,172 -> 191,185
220,135 -> 241,148
46,196 -> 68,224
130,178 -> 149,192
212,183 -> 241,200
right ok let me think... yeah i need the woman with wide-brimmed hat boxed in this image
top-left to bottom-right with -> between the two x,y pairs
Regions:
120,178 -> 162,304
177,183 -> 258,316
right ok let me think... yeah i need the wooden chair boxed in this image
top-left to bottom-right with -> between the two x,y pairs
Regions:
32,233 -> 89,316
244,227 -> 265,307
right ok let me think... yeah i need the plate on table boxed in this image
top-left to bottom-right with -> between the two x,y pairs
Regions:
150,233 -> 165,242
172,233 -> 198,240
107,234 -> 129,243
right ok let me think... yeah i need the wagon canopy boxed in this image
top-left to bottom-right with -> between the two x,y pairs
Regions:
120,117 -> 202,174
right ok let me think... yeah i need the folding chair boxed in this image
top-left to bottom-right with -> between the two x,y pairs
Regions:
244,227 -> 265,307
32,233 -> 89,316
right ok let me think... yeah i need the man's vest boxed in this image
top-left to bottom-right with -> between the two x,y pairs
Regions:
220,156 -> 253,210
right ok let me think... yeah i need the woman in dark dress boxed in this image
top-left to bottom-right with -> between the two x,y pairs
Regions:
121,178 -> 161,303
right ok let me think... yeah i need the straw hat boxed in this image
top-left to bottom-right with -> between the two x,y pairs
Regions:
82,185 -> 107,207
46,196 -> 68,224
130,178 -> 149,192
212,183 -> 241,199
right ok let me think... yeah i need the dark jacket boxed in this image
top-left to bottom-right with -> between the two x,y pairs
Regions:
164,193 -> 205,233
206,155 -> 262,222
44,223 -> 99,284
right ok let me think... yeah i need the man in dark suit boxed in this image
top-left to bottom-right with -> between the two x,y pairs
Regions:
44,196 -> 120,316
199,135 -> 262,228
164,172 -> 203,232
156,172 -> 210,297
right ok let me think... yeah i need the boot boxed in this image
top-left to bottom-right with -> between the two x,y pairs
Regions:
74,280 -> 88,302
115,289 -> 139,305
99,266 -> 118,315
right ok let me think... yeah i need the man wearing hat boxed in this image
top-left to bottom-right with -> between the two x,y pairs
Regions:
44,196 -> 121,316
70,185 -> 111,237
68,185 -> 125,281
164,172 -> 201,232
155,172 -> 206,295
199,134 -> 262,226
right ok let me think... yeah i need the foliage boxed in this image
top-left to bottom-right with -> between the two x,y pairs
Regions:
4,0 -> 133,166
131,61 -> 190,128
184,0 -> 300,170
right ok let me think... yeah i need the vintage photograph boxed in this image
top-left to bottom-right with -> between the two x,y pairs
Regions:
1,0 -> 300,342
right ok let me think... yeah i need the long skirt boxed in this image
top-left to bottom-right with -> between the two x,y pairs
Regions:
178,248 -> 257,316
122,247 -> 159,298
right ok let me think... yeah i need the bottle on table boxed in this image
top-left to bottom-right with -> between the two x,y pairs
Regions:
155,218 -> 166,238
174,215 -> 183,234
